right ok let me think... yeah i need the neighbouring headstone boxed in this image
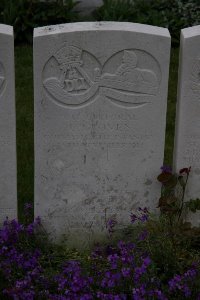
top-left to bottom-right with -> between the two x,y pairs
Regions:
34,22 -> 171,248
174,25 -> 200,226
0,25 -> 17,223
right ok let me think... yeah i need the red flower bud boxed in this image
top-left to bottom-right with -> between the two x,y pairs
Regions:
179,167 -> 191,175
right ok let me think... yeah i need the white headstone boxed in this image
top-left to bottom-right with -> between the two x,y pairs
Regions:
0,25 -> 17,223
174,25 -> 200,226
34,22 -> 171,247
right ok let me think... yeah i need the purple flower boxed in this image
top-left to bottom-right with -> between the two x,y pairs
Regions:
160,165 -> 172,174
106,218 -> 117,235
138,229 -> 148,241
134,257 -> 151,283
132,284 -> 146,299
183,285 -> 191,297
101,271 -> 121,288
26,216 -> 41,235
130,213 -> 137,224
142,256 -> 151,268
130,207 -> 149,224
97,291 -> 126,300
121,267 -> 131,278
168,266 -> 199,298
1,214 -> 200,300
148,289 -> 168,300
108,254 -> 119,269
184,267 -> 197,279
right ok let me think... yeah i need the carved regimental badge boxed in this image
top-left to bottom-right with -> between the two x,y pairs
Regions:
191,59 -> 200,100
0,61 -> 5,96
43,45 -> 161,108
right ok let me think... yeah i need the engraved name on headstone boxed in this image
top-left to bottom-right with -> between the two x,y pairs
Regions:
174,25 -> 200,226
34,22 -> 171,248
0,25 -> 17,223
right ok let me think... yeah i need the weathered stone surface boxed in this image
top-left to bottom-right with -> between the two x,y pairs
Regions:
174,25 -> 200,226
34,22 -> 171,248
0,25 -> 17,223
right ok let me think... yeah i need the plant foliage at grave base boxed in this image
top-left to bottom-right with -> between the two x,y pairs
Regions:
1,210 -> 200,299
94,0 -> 200,46
0,0 -> 79,44
1,167 -> 200,299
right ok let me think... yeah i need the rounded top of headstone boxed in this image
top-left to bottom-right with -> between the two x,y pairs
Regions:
0,24 -> 13,36
34,22 -> 170,38
181,25 -> 200,39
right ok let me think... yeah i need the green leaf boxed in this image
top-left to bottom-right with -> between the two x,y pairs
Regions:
186,198 -> 200,213
158,196 -> 177,208
158,196 -> 168,207
164,175 -> 178,188
178,175 -> 185,187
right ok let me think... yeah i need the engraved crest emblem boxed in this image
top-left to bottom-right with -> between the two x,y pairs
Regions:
0,61 -> 5,96
43,45 -> 161,108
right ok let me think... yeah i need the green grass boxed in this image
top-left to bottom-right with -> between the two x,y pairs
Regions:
15,45 -> 179,219
164,47 -> 179,164
15,46 -> 33,219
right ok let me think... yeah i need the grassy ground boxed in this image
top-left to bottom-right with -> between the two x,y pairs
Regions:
15,46 -> 34,218
15,45 -> 179,219
164,47 -> 179,164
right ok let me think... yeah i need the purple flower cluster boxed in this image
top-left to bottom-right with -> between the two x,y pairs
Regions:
1,204 -> 200,299
160,166 -> 172,174
130,207 -> 150,224
106,218 -> 117,236
90,240 -> 168,299
0,215 -> 45,299
168,265 -> 200,298
50,261 -> 93,300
